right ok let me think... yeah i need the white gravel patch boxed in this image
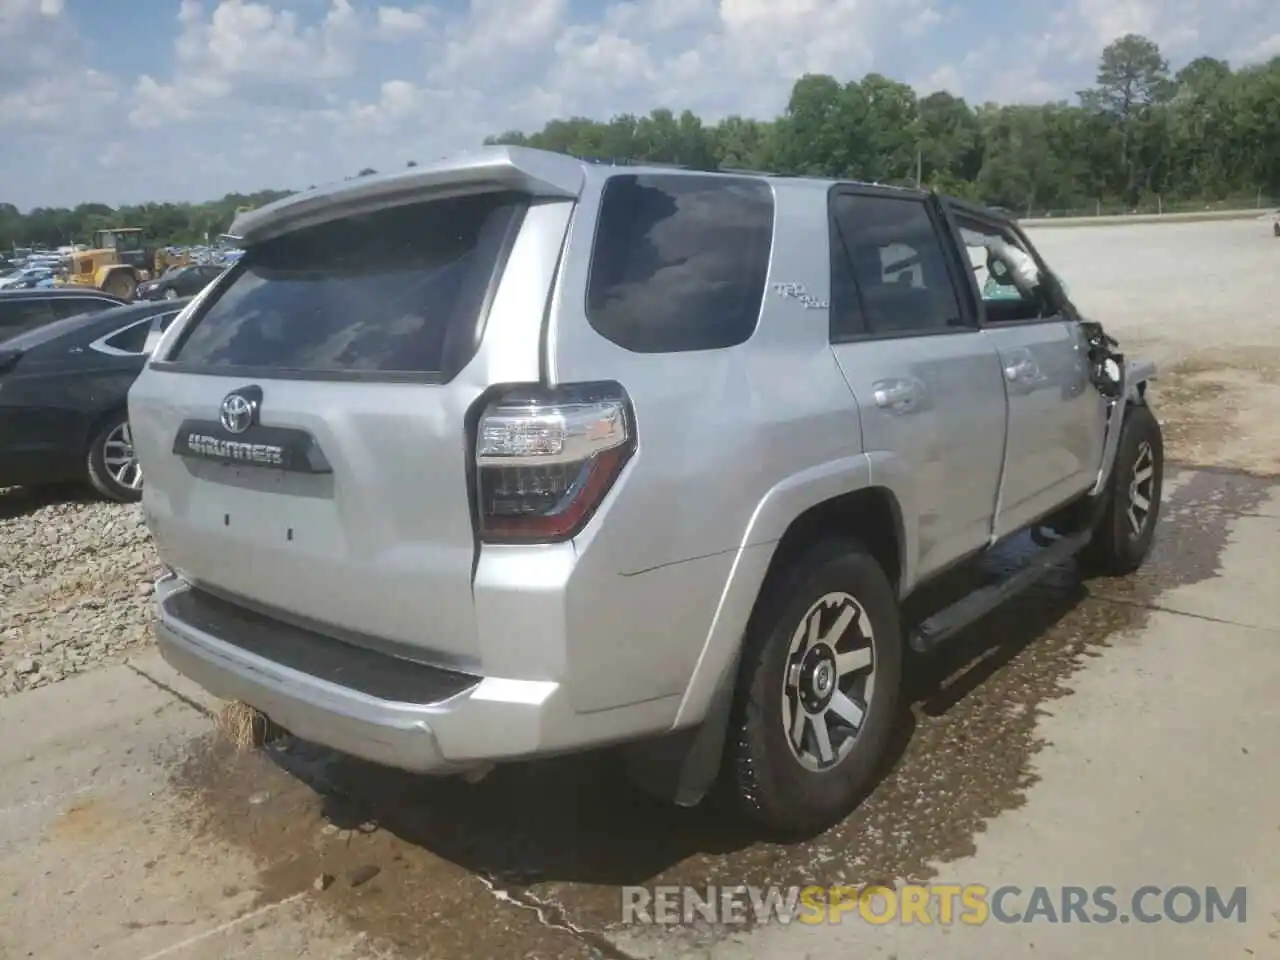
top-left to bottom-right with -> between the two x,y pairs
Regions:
0,489 -> 160,696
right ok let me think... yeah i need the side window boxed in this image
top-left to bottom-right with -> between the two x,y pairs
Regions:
51,298 -> 115,320
830,193 -> 965,337
0,299 -> 55,337
585,173 -> 775,353
953,215 -> 1058,323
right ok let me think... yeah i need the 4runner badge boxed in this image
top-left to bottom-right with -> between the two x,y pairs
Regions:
771,282 -> 828,310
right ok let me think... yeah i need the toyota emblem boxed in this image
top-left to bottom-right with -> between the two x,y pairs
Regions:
219,391 -> 259,434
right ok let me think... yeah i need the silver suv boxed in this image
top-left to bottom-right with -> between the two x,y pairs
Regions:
129,147 -> 1161,833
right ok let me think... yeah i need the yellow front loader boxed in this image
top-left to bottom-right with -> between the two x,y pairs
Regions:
63,228 -> 158,301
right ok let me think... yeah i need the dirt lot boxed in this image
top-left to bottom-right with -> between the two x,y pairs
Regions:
1,217 -> 1279,959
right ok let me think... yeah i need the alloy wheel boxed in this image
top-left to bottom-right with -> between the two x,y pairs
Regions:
1126,440 -> 1155,538
781,591 -> 876,772
102,421 -> 143,492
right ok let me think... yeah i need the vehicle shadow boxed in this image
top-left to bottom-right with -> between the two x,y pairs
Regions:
264,535 -> 1091,890
0,483 -> 100,521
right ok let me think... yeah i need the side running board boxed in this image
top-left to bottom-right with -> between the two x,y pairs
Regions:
908,529 -> 1092,654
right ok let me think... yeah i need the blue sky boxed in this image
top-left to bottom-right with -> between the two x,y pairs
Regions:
2,0 -> 1278,210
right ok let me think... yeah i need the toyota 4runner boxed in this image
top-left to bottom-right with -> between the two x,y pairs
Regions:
128,147 -> 1161,833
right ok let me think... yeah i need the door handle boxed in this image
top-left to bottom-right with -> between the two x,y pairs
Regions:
873,378 -> 922,413
1004,354 -> 1040,383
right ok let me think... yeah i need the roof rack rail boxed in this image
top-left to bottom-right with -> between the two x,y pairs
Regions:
574,155 -> 692,169
572,155 -> 786,178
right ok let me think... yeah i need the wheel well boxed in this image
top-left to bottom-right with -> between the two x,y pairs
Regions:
763,487 -> 904,596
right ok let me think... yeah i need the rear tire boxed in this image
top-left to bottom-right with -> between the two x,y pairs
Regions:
86,412 -> 143,503
725,537 -> 903,834
104,272 -> 136,301
1081,403 -> 1163,576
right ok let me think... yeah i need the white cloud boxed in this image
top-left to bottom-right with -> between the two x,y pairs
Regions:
376,4 -> 429,36
1242,32 -> 1280,62
131,0 -> 362,127
0,0 -> 120,128
1,0 -> 1276,208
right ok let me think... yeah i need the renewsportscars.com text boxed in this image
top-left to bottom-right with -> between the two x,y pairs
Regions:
621,884 -> 1248,926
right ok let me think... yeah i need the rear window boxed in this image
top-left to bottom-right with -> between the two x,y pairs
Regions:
167,191 -> 528,377
585,173 -> 774,353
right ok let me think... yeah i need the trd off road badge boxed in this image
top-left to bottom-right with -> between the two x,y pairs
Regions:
771,282 -> 829,310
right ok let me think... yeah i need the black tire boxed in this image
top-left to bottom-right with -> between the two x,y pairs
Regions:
1080,403 -> 1163,576
725,537 -> 903,834
86,412 -> 143,503
103,271 -> 136,301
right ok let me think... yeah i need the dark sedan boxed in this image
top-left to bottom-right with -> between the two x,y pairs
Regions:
0,288 -> 126,339
0,297 -> 191,502
136,263 -> 224,301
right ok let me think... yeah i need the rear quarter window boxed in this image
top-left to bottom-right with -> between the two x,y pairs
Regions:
166,190 -> 528,379
585,173 -> 775,353
100,318 -> 151,354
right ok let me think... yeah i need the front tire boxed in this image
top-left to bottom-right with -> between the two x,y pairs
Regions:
1081,403 -> 1163,575
86,412 -> 143,503
725,538 -> 903,834
103,272 -> 137,301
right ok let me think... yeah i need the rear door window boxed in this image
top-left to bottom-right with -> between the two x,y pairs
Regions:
829,192 -> 966,338
51,297 -> 118,320
167,190 -> 529,378
0,299 -> 56,341
585,173 -> 775,353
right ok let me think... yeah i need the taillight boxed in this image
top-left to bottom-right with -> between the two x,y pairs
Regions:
474,382 -> 635,543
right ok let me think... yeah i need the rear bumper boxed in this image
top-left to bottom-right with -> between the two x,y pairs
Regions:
153,573 -> 678,774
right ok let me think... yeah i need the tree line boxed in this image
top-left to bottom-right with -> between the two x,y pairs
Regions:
3,33 -> 1277,251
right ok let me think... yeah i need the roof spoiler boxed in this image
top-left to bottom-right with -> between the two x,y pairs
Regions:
229,146 -> 587,246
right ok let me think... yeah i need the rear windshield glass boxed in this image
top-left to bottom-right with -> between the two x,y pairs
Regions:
168,190 -> 527,376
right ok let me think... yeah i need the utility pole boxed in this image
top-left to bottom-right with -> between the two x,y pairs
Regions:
915,146 -> 923,189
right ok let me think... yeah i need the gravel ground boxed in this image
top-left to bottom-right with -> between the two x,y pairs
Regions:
1,217 -> 1276,698
0,488 -> 160,696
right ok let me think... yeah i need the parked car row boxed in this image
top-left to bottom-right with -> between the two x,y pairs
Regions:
0,288 -> 190,502
136,263 -> 226,301
2,239 -> 242,301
